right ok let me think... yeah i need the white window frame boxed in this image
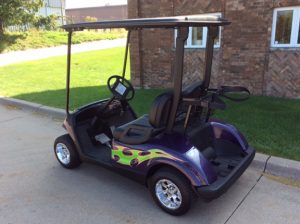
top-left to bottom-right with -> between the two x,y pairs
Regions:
174,13 -> 222,49
271,6 -> 300,48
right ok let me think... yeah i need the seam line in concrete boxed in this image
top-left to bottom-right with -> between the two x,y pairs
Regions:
224,174 -> 263,224
263,155 -> 272,173
0,117 -> 23,123
224,155 -> 269,224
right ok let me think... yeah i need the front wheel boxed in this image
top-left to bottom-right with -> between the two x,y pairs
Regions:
148,168 -> 193,216
54,134 -> 81,169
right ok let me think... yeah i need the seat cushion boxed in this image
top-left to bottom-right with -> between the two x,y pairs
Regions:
113,115 -> 152,141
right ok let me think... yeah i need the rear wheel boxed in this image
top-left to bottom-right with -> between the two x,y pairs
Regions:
148,168 -> 193,216
54,134 -> 81,169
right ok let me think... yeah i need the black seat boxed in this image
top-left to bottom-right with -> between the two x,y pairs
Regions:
113,92 -> 173,145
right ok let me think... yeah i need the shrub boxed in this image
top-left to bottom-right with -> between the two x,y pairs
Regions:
85,16 -> 98,22
33,15 -> 59,31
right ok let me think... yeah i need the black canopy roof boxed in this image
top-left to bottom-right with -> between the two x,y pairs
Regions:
62,14 -> 230,31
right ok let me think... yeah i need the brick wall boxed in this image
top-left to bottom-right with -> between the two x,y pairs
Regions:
266,50 -> 300,98
265,1 -> 300,99
128,0 -> 300,98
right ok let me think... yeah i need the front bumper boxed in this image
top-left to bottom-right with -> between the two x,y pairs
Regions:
196,146 -> 255,199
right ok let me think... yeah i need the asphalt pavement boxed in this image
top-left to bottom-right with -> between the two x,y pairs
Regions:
0,105 -> 299,224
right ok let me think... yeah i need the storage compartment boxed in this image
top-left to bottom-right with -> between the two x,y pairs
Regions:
188,124 -> 247,180
208,139 -> 245,179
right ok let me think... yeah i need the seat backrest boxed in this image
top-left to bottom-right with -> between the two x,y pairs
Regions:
148,82 -> 203,129
149,92 -> 173,128
182,81 -> 203,98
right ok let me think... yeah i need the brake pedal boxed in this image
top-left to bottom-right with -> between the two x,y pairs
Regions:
95,133 -> 111,147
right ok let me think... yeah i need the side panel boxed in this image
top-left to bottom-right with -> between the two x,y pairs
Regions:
146,158 -> 208,186
112,139 -> 210,187
210,121 -> 249,151
63,117 -> 84,157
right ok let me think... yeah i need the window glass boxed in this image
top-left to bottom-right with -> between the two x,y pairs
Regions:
192,27 -> 203,46
275,10 -> 293,44
175,13 -> 222,48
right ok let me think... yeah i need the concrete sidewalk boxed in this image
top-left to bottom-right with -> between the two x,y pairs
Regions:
0,38 -> 126,66
0,104 -> 299,224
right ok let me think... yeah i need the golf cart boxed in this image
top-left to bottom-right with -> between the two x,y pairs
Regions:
54,15 -> 255,216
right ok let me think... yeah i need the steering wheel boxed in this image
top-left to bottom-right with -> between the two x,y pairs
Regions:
90,76 -> 135,128
107,75 -> 135,101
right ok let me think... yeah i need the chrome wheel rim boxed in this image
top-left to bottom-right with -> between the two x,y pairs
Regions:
55,143 -> 71,165
155,179 -> 182,210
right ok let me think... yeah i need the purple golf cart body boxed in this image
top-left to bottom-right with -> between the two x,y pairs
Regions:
112,120 -> 252,196
54,15 -> 255,216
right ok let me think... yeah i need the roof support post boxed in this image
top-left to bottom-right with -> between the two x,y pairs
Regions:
122,30 -> 131,78
167,26 -> 189,132
202,26 -> 218,91
66,31 -> 72,115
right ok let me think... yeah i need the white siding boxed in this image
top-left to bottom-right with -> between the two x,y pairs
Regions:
38,0 -> 66,24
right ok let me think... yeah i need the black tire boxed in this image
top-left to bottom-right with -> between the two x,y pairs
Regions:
54,134 -> 81,169
148,167 -> 193,216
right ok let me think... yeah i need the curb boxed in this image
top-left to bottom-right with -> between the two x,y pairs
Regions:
251,153 -> 300,182
1,96 -> 300,182
265,156 -> 300,182
0,96 -> 65,119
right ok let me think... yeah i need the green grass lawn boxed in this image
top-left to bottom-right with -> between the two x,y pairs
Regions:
0,30 -> 127,53
0,47 -> 299,161
0,47 -> 162,115
214,96 -> 300,161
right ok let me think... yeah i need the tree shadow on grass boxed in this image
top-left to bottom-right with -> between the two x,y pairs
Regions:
0,33 -> 27,53
12,85 -> 163,116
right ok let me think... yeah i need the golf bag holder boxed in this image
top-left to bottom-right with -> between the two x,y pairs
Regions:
182,86 -> 250,129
